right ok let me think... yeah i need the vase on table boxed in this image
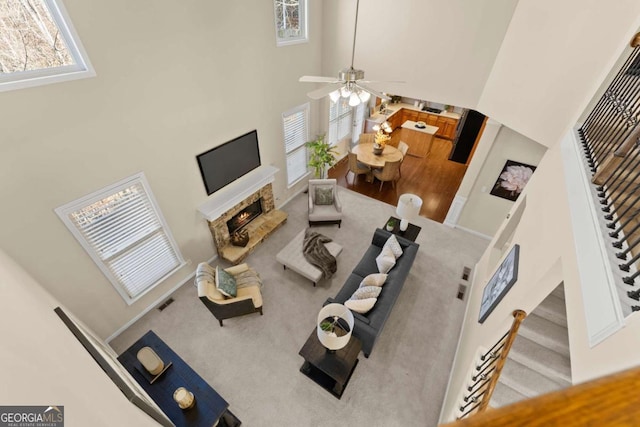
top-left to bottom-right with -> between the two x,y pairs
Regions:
372,143 -> 384,155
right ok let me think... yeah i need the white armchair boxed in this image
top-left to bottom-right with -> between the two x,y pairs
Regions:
308,179 -> 343,228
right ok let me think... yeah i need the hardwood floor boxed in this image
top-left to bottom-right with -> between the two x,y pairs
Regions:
329,137 -> 468,223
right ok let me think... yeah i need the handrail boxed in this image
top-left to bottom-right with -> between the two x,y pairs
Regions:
476,309 -> 527,413
444,365 -> 640,426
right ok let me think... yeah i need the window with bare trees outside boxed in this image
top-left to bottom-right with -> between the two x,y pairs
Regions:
0,0 -> 94,92
274,0 -> 307,46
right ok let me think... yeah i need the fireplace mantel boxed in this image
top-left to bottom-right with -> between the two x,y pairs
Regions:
197,165 -> 279,221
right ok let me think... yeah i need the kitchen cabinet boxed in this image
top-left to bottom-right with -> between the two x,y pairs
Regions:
436,117 -> 458,140
398,121 -> 438,158
403,110 -> 419,122
388,112 -> 403,131
383,107 -> 459,142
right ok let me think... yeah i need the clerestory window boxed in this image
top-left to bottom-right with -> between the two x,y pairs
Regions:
0,0 -> 94,92
274,0 -> 307,46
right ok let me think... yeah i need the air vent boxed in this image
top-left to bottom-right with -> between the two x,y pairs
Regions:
157,298 -> 175,311
457,284 -> 467,300
462,266 -> 471,281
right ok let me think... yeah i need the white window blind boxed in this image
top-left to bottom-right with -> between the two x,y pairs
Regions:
283,103 -> 310,186
328,98 -> 353,146
55,173 -> 184,304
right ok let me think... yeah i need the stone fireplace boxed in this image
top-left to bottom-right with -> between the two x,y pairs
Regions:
205,182 -> 287,264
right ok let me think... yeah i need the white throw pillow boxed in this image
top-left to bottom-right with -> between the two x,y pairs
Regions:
360,273 -> 388,287
351,286 -> 383,300
345,298 -> 377,314
383,234 -> 403,258
376,245 -> 396,274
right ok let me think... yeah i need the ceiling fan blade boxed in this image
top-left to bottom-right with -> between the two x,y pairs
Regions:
355,83 -> 391,101
299,75 -> 341,83
360,80 -> 406,84
306,83 -> 344,100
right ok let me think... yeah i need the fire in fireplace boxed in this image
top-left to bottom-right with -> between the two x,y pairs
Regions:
227,199 -> 263,234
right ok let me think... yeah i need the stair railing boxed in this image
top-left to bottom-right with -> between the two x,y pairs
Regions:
458,309 -> 527,419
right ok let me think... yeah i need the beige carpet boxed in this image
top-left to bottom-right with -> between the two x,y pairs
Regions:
110,187 -> 488,427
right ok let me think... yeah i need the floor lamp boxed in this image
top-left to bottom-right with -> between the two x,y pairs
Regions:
396,194 -> 423,231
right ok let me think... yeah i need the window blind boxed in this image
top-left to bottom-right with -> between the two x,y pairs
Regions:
283,103 -> 310,185
328,98 -> 352,145
56,174 -> 183,304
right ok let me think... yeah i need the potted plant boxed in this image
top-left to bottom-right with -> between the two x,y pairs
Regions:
386,218 -> 396,231
307,134 -> 338,178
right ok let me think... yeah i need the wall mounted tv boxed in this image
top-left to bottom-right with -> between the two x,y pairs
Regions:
196,130 -> 261,195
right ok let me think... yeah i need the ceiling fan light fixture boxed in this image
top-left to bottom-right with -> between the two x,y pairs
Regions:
358,90 -> 371,103
340,86 -> 351,98
349,92 -> 361,107
329,90 -> 340,103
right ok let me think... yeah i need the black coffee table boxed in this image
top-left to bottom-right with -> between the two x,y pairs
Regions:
299,329 -> 361,399
384,216 -> 421,242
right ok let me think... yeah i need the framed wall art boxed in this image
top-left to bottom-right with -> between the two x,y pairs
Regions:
490,160 -> 537,202
478,244 -> 520,323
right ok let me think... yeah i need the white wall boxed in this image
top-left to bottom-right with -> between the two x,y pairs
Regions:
457,126 -> 547,236
320,0 -> 519,109
0,0 -> 322,338
0,249 -> 160,426
478,0 -> 640,146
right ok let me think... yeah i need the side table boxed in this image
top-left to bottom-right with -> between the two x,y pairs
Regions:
384,216 -> 421,242
298,329 -> 361,399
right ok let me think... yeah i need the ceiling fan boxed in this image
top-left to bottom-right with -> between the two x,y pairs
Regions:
299,0 -> 399,107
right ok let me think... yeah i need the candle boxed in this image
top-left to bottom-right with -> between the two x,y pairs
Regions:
173,387 -> 195,409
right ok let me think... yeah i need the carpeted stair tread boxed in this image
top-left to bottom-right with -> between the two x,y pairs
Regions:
531,293 -> 567,327
508,334 -> 572,385
518,313 -> 570,357
498,358 -> 569,398
551,284 -> 565,300
491,381 -> 528,408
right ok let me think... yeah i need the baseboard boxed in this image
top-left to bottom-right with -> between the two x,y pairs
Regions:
277,184 -> 308,209
444,195 -> 467,228
455,225 -> 493,241
106,254 -> 218,344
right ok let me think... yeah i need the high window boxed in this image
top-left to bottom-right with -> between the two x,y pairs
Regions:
283,102 -> 310,186
274,0 -> 307,46
55,173 -> 185,304
0,0 -> 94,92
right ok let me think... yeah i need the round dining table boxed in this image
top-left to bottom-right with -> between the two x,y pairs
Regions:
351,142 -> 403,168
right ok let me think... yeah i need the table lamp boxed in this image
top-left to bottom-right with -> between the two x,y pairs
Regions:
317,303 -> 354,352
396,194 -> 423,231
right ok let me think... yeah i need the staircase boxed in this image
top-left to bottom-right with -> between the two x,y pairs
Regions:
490,285 -> 572,407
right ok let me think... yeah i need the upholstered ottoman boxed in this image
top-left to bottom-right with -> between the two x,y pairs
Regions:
276,229 -> 342,286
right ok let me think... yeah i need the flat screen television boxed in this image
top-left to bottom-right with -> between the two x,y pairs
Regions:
196,130 -> 261,195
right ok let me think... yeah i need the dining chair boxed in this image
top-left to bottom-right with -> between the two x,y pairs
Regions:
345,151 -> 371,184
372,159 -> 401,191
397,141 -> 409,177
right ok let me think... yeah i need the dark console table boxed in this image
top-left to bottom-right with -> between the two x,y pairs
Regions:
299,329 -> 361,399
118,330 -> 240,427
384,216 -> 422,242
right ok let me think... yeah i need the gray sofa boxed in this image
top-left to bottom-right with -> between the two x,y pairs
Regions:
325,228 -> 419,357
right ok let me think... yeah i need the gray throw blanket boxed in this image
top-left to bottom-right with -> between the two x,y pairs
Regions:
302,229 -> 337,279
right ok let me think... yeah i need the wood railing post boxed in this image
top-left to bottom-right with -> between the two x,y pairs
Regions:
475,309 -> 527,413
